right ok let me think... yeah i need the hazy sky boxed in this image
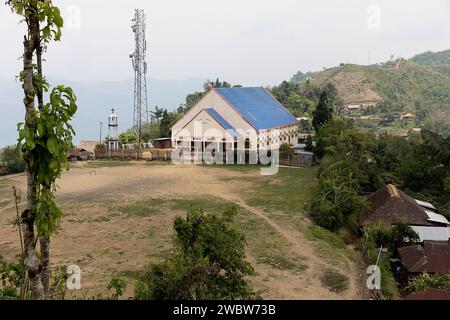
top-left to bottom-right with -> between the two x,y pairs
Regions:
1,0 -> 450,86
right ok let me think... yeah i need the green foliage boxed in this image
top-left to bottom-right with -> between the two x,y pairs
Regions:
290,70 -> 314,84
141,122 -> 161,142
312,83 -> 337,132
314,118 -> 383,192
310,158 -> 368,231
271,81 -> 315,117
118,131 -> 138,145
411,50 -> 450,78
8,0 -> 64,44
365,220 -> 419,252
0,145 -> 26,175
279,143 -> 294,155
296,54 -> 450,135
135,206 -> 256,300
159,110 -> 179,138
305,135 -> 314,152
405,273 -> 450,294
321,269 -> 349,293
107,276 -> 127,300
18,85 -> 77,236
0,255 -> 27,300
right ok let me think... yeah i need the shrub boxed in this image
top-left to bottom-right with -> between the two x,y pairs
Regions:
135,207 -> 256,300
404,273 -> 450,294
0,145 -> 26,176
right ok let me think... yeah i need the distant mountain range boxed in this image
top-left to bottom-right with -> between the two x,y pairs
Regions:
0,77 -> 204,148
291,50 -> 450,117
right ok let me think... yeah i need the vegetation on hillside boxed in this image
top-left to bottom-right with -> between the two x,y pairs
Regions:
284,51 -> 450,137
135,206 -> 256,300
411,50 -> 450,77
307,83 -> 450,299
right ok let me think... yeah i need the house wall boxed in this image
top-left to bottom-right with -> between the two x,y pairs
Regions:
172,90 -> 298,151
179,109 -> 236,140
172,90 -> 256,138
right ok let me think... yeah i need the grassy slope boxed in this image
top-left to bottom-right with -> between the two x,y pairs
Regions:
299,53 -> 450,115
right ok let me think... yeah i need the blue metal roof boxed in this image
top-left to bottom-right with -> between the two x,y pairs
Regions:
214,87 -> 297,131
206,108 -> 240,137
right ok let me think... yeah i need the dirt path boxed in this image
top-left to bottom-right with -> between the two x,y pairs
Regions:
0,163 -> 363,299
219,194 -> 361,300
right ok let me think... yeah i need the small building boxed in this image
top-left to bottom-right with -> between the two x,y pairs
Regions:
298,151 -> 315,167
171,87 -> 298,153
401,113 -> 416,121
67,148 -> 93,161
153,138 -> 172,149
78,141 -> 99,154
347,104 -> 362,111
359,185 -> 450,227
398,241 -> 450,275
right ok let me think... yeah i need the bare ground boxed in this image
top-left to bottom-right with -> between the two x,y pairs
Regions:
0,162 -> 364,299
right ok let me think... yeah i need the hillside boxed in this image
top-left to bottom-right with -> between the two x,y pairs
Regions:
292,51 -> 450,124
411,50 -> 450,78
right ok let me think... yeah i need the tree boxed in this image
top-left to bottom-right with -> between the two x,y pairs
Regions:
0,145 -> 26,175
118,131 -> 138,145
159,110 -> 179,138
135,207 -> 256,300
149,106 -> 165,123
7,0 -> 77,300
312,84 -> 337,132
310,157 -> 368,231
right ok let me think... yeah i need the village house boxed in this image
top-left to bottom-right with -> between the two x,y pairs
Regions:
397,240 -> 450,285
359,184 -> 450,228
171,87 -> 298,154
67,147 -> 93,162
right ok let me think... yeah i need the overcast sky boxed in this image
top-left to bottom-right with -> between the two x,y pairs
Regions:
1,0 -> 450,86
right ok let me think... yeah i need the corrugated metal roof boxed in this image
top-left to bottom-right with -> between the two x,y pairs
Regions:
411,226 -> 450,242
398,241 -> 450,273
205,108 -> 240,138
426,210 -> 450,225
214,87 -> 297,131
398,245 -> 428,273
415,199 -> 437,211
424,241 -> 450,273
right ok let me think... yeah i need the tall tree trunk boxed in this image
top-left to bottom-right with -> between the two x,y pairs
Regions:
21,0 -> 45,300
36,32 -> 49,297
39,234 -> 50,298
36,44 -> 44,110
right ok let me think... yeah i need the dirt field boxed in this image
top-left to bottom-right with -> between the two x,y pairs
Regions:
0,161 -> 365,300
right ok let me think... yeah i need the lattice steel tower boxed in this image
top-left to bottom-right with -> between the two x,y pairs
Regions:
130,9 -> 149,143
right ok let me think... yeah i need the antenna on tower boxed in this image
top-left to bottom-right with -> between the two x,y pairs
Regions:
130,9 -> 149,144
